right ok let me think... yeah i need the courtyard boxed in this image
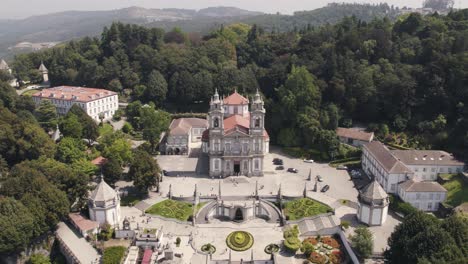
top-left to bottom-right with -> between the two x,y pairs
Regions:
115,146 -> 401,262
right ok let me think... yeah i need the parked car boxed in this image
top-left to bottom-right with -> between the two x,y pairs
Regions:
321,185 -> 330,192
274,160 -> 283,165
336,165 -> 348,170
287,168 -> 298,173
276,166 -> 284,170
273,158 -> 281,163
317,175 -> 323,182
162,170 -> 169,176
303,159 -> 314,163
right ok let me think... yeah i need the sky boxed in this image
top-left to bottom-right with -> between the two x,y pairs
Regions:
1,0 -> 467,19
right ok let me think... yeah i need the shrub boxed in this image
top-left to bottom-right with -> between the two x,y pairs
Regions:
283,226 -> 301,252
340,220 -> 350,229
389,194 -> 418,216
102,246 -> 126,264
350,226 -> 373,259
226,231 -> 254,251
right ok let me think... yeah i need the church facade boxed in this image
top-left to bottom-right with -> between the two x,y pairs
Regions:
202,90 -> 269,177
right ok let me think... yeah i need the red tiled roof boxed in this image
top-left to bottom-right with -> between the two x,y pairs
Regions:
223,91 -> 249,105
91,156 -> 108,166
336,127 -> 374,142
169,118 -> 208,135
32,86 -> 117,103
69,213 -> 98,232
142,249 -> 153,264
202,115 -> 269,141
224,114 -> 250,131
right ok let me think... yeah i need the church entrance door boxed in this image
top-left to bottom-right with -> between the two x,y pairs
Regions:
234,161 -> 240,176
234,208 -> 243,221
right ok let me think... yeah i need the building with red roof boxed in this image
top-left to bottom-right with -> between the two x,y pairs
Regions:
202,89 -> 269,177
32,86 -> 119,122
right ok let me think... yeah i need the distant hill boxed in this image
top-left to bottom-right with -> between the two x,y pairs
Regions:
0,3 -> 400,58
0,6 -> 261,58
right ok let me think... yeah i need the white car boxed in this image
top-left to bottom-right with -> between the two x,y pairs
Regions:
303,159 -> 314,163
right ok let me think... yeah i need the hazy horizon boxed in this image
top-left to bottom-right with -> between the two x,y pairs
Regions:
1,0 -> 467,20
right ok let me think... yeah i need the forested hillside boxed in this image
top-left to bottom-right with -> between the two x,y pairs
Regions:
11,9 -> 468,161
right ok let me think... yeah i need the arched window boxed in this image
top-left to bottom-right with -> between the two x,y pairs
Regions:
214,117 -> 219,128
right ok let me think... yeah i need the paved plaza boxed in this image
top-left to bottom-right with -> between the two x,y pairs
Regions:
116,147 -> 401,263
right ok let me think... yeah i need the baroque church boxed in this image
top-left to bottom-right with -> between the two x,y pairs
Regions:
202,89 -> 269,177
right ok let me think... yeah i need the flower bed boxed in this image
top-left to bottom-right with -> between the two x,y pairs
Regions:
302,236 -> 343,264
226,231 -> 254,251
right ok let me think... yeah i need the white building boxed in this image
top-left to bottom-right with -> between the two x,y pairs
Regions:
38,61 -> 49,84
202,90 -> 270,177
32,86 -> 119,122
336,127 -> 374,147
88,178 -> 121,227
0,59 -> 12,74
397,180 -> 447,211
390,149 -> 465,181
362,141 -> 463,212
362,141 -> 413,193
163,118 -> 208,155
357,180 -> 389,226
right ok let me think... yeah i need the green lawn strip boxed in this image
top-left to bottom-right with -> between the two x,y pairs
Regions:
145,199 -> 193,221
439,173 -> 458,181
195,202 -> 207,214
443,176 -> 468,207
21,89 -> 41,96
102,246 -> 126,264
284,198 -> 333,220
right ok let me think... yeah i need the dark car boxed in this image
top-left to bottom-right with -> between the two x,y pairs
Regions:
276,166 -> 284,170
273,158 -> 281,163
162,170 -> 169,176
274,160 -> 284,165
287,168 -> 298,173
321,185 -> 330,192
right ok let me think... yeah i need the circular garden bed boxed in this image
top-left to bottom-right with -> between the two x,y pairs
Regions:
264,243 -> 280,254
226,231 -> 254,251
201,243 -> 216,254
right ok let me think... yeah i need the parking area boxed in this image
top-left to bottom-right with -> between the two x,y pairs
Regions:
156,146 -> 360,203
265,147 -> 360,202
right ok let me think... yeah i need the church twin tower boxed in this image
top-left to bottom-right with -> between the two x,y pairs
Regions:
203,89 -> 269,177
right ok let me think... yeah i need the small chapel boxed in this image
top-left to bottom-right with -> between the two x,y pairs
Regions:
88,176 -> 121,227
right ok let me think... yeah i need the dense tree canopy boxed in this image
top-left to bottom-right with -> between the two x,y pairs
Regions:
128,150 -> 161,194
12,9 -> 468,160
385,212 -> 467,263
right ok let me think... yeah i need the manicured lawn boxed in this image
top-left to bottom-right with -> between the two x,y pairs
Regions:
443,175 -> 468,207
284,198 -> 333,220
102,246 -> 126,264
439,173 -> 458,181
145,199 -> 193,221
21,89 -> 41,96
